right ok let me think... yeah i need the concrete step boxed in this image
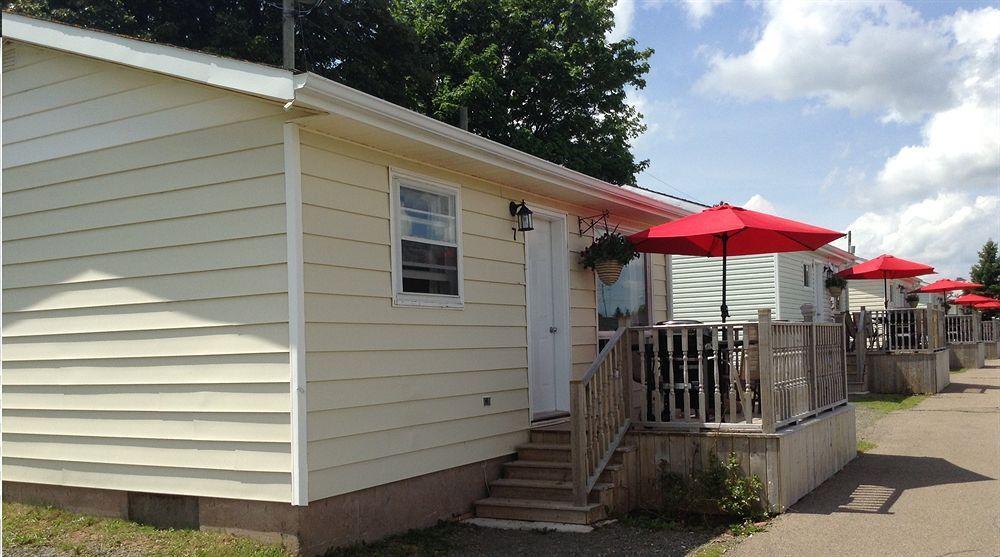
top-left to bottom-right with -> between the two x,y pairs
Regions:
502,461 -> 624,483
489,478 -> 615,505
473,497 -> 606,525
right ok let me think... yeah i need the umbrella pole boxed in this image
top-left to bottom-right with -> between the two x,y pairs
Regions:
721,235 -> 730,323
883,276 -> 889,309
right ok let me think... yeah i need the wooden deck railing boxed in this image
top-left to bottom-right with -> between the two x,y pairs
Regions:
983,319 -> 997,343
626,309 -> 848,434
945,314 -> 980,344
854,308 -> 945,352
570,326 -> 631,506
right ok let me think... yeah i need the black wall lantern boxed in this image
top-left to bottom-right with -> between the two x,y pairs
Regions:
509,200 -> 534,239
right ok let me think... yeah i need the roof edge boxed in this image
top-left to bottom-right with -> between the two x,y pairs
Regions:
295,72 -> 690,220
2,12 -> 295,101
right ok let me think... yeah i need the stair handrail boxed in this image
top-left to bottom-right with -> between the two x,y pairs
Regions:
570,325 -> 631,506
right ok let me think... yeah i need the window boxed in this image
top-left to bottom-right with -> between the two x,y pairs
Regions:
391,172 -> 462,307
598,251 -> 650,336
803,264 -> 811,287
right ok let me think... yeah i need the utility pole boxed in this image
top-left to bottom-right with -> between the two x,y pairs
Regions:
282,0 -> 295,70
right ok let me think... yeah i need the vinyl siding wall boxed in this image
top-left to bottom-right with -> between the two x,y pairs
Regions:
2,43 -> 295,501
297,130 -> 669,501
776,252 -> 829,322
669,254 -> 776,323
849,280 -> 908,311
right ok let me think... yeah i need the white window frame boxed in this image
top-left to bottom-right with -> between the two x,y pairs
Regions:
389,169 -> 464,309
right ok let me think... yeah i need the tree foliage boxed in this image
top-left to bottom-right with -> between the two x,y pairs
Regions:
970,239 -> 1000,299
6,0 -> 652,185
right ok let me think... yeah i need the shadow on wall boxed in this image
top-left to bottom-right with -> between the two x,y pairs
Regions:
786,454 -> 993,516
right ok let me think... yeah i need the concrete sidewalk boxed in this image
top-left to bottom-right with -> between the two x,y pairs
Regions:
730,361 -> 1000,557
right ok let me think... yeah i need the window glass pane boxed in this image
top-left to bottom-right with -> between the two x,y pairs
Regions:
401,240 -> 459,295
399,185 -> 456,243
598,255 -> 648,331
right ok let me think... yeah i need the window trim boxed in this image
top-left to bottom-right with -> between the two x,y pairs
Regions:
389,168 -> 464,308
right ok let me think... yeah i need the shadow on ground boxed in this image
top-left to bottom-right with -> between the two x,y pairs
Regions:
784,454 -> 993,516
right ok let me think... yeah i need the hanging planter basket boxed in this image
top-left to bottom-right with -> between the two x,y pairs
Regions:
594,260 -> 625,285
580,230 -> 639,287
827,286 -> 843,299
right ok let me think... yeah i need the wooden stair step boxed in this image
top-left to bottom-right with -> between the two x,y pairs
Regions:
502,460 -> 624,483
489,478 -> 614,503
473,497 -> 606,525
515,443 -> 635,463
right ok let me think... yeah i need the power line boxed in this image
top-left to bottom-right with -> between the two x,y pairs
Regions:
639,172 -> 709,207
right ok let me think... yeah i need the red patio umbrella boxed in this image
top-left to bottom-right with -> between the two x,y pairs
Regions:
953,293 -> 996,306
835,254 -> 935,309
628,203 -> 844,321
973,300 -> 1000,310
916,279 -> 983,293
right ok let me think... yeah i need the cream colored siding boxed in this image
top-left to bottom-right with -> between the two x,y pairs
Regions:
651,254 -> 669,323
299,130 -> 529,501
669,254 -> 776,322
2,44 -> 294,501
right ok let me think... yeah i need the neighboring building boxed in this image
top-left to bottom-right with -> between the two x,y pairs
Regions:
1,15 -> 690,555
670,245 -> 858,323
847,277 -> 933,311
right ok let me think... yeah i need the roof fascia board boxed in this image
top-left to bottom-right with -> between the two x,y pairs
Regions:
294,73 -> 689,220
2,13 -> 295,101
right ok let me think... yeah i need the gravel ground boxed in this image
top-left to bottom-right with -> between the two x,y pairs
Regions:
853,402 -> 883,440
439,522 -> 725,556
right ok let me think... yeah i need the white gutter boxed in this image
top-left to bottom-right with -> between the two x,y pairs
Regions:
2,13 -> 296,101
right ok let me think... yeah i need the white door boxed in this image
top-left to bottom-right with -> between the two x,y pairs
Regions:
526,216 -> 570,419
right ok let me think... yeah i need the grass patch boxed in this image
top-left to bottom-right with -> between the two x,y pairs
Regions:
2,502 -> 290,557
857,439 -> 877,453
852,393 -> 927,413
951,367 -> 967,374
323,521 -> 465,557
693,542 -> 729,557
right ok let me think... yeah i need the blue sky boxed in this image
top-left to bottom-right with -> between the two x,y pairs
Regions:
611,0 -> 999,278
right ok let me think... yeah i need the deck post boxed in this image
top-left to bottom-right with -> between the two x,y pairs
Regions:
757,309 -> 776,434
856,307 -> 867,387
569,380 -> 588,506
973,312 -> 982,343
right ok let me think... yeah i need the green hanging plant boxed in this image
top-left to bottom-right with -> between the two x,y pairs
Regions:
581,232 -> 640,286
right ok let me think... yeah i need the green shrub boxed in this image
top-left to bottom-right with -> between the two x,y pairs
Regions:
658,453 -> 765,523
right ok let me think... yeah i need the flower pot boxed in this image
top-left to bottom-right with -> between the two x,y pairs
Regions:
827,286 -> 843,299
594,260 -> 624,285
907,299 -> 919,308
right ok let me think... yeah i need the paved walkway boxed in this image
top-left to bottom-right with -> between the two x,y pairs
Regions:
731,361 -> 1000,557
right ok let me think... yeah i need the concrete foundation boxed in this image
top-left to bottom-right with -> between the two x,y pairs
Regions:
4,454 -> 510,556
628,405 -> 856,513
949,343 -> 986,371
866,349 -> 950,395
984,340 -> 998,360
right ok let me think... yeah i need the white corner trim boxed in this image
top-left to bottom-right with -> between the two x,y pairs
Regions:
2,13 -> 295,101
773,253 -> 782,320
283,122 -> 308,506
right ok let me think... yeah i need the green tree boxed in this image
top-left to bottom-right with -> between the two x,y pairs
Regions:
2,0 -> 433,109
394,0 -> 652,185
970,239 -> 1000,299
6,0 -> 653,186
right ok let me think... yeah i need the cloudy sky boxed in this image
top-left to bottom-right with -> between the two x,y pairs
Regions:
612,0 -> 999,279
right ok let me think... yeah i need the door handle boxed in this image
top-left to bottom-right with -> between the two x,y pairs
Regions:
549,326 -> 558,333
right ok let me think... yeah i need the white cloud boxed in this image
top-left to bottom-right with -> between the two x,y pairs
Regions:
743,194 -> 777,214
847,193 -> 999,279
681,0 -> 728,28
607,0 -> 636,42
696,1 -> 1000,279
696,1 -> 957,122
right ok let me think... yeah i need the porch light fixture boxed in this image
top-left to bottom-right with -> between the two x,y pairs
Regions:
509,200 -> 534,239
